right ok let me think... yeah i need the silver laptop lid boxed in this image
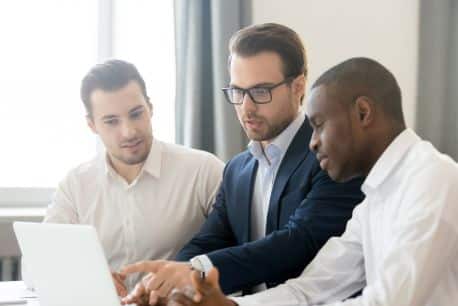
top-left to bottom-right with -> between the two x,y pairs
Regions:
13,222 -> 120,306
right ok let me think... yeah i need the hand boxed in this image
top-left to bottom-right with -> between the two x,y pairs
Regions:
121,272 -> 151,305
121,260 -> 193,304
167,268 -> 236,306
121,273 -> 170,305
112,271 -> 127,297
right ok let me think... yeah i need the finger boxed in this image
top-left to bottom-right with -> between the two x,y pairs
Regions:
155,296 -> 169,306
149,290 -> 159,305
146,269 -> 166,292
142,272 -> 155,288
205,268 -> 220,288
113,275 -> 127,297
191,268 -> 220,302
133,282 -> 146,299
122,292 -> 144,305
121,260 -> 165,276
115,282 -> 128,297
122,282 -> 145,304
156,280 -> 174,298
168,291 -> 195,306
113,272 -> 125,284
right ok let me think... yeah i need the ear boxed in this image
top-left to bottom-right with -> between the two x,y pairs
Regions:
293,75 -> 306,104
86,115 -> 98,134
148,102 -> 153,118
354,96 -> 375,127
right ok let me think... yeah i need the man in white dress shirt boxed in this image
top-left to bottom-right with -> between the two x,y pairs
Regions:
25,59 -> 224,296
166,57 -> 458,306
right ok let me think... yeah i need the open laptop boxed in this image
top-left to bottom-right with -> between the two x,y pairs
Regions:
13,222 -> 124,306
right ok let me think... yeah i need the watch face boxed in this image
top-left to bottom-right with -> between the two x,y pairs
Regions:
189,257 -> 207,279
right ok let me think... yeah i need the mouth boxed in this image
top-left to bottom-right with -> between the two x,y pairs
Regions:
121,139 -> 143,150
244,117 -> 263,130
316,154 -> 329,170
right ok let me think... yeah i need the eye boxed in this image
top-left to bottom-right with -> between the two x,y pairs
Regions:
250,87 -> 270,97
311,119 -> 324,130
130,110 -> 144,119
104,118 -> 119,126
231,88 -> 244,100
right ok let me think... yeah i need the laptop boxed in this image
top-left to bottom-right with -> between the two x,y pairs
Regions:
13,222 -> 123,306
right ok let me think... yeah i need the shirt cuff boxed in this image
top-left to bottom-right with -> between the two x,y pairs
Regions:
231,296 -> 253,306
190,254 -> 214,273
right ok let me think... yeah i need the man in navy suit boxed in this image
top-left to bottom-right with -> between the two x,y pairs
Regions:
121,23 -> 364,304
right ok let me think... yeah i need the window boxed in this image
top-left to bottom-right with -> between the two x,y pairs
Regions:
113,0 -> 176,144
0,0 -> 175,204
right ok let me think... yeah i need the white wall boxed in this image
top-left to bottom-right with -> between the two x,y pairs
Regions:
252,0 -> 419,127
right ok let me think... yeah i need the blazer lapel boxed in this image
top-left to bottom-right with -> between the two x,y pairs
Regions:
265,119 -> 312,234
236,157 -> 258,242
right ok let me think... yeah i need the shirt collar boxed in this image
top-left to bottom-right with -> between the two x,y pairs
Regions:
142,137 -> 162,178
102,137 -> 162,180
362,128 -> 420,193
248,111 -> 306,164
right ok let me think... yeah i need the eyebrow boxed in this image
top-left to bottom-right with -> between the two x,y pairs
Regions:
128,105 -> 144,114
229,81 -> 277,89
100,105 -> 145,121
101,114 -> 118,121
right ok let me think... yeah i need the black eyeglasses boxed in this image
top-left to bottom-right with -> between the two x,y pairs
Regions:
222,76 -> 294,105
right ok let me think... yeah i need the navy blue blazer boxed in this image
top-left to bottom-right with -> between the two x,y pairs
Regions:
176,117 -> 364,294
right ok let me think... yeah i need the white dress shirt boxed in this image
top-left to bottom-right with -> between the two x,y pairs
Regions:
236,128 -> 458,306
42,138 -> 224,289
249,112 -> 306,243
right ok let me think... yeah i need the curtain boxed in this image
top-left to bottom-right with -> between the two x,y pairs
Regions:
174,0 -> 251,161
416,0 -> 458,159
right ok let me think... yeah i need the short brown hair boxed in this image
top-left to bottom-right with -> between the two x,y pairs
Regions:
228,23 -> 307,79
81,59 -> 150,117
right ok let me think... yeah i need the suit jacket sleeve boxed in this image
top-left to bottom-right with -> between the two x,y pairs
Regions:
175,165 -> 238,261
210,165 -> 363,294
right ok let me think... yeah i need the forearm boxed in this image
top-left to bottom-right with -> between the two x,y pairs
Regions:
208,227 -> 315,293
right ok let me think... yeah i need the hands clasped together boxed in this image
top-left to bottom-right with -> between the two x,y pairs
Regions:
112,260 -> 234,306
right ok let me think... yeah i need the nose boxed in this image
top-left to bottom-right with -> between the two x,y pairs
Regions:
309,130 -> 319,153
120,120 -> 136,139
240,92 -> 257,112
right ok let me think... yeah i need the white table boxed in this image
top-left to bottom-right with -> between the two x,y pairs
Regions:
0,281 -> 137,306
0,281 -> 38,306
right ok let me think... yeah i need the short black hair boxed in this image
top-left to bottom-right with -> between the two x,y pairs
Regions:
312,57 -> 405,125
81,59 -> 150,116
228,23 -> 307,79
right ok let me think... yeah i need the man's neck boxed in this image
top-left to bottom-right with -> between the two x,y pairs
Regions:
362,123 -> 406,176
109,156 -> 145,184
259,111 -> 302,152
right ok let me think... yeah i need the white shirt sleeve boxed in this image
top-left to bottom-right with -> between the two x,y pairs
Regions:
234,203 -> 366,306
319,166 -> 458,306
237,163 -> 458,306
43,174 -> 79,224
197,153 -> 224,217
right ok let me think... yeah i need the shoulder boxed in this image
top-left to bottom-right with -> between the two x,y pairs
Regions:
54,155 -> 104,198
224,149 -> 254,172
159,141 -> 225,171
398,140 -> 458,216
63,155 -> 103,185
402,140 -> 458,185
